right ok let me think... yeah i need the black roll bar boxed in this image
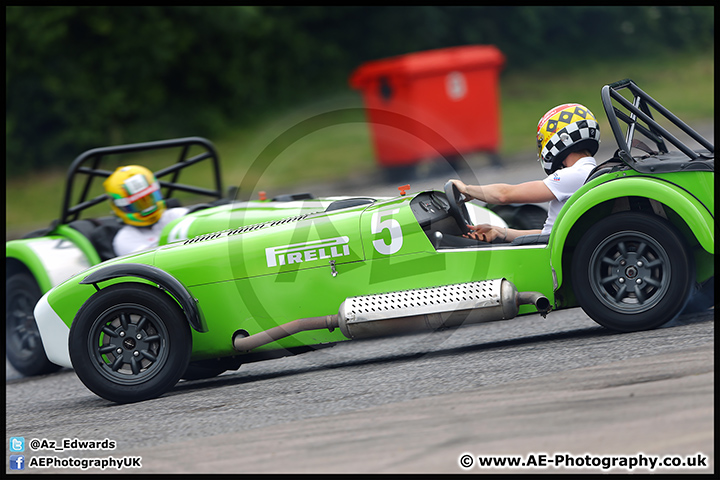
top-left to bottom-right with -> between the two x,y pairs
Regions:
601,79 -> 714,167
60,137 -> 223,224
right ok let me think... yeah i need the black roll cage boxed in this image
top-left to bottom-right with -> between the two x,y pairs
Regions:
60,137 -> 224,225
601,79 -> 714,174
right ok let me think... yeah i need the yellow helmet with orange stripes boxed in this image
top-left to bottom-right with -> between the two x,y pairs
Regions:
103,165 -> 166,226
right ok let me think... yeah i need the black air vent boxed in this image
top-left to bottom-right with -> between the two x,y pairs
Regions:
183,213 -> 315,245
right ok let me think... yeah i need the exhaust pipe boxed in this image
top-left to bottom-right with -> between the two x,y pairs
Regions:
232,315 -> 338,353
233,278 -> 550,352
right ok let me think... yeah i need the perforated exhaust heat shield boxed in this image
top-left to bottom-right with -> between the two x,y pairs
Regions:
337,278 -> 549,340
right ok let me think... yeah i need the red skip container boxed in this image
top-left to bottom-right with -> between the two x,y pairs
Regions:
350,45 -> 505,169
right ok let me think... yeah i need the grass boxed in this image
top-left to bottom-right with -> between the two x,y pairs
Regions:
6,50 -> 713,236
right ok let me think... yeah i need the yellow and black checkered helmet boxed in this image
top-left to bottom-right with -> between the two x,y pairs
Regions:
103,165 -> 166,226
536,103 -> 600,175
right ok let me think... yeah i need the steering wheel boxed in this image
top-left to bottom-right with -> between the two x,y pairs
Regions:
443,180 -> 472,235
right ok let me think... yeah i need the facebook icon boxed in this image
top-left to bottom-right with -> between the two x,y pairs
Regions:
10,455 -> 25,470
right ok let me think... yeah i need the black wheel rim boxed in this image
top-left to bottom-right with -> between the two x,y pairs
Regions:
87,304 -> 170,385
7,290 -> 42,360
588,231 -> 671,314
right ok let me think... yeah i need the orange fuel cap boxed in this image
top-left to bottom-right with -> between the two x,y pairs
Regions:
398,184 -> 410,196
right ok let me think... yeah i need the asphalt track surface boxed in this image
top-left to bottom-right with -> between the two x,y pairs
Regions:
5,308 -> 715,474
6,123 -> 714,474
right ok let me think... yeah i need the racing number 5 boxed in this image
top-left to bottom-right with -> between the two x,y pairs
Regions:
371,209 -> 403,255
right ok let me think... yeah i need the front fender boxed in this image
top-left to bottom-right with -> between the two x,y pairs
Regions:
6,226 -> 97,293
80,263 -> 207,333
550,175 -> 714,289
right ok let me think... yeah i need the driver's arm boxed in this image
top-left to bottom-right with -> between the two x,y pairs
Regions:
450,179 -> 556,204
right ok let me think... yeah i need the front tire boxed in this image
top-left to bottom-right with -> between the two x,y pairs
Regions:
572,212 -> 694,332
69,283 -> 191,403
6,272 -> 62,376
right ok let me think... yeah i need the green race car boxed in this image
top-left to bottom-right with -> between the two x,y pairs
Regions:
33,80 -> 714,403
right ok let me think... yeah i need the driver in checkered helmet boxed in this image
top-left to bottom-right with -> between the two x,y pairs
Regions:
450,103 -> 599,243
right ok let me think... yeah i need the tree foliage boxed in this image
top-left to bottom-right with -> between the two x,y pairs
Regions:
6,6 -> 714,176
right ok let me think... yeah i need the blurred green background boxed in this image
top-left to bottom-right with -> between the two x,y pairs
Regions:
5,6 -> 714,234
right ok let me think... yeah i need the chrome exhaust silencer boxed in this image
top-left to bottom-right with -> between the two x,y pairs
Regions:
233,278 -> 550,352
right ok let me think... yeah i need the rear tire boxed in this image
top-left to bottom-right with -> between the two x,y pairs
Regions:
682,276 -> 715,314
69,283 -> 191,403
572,212 -> 694,332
